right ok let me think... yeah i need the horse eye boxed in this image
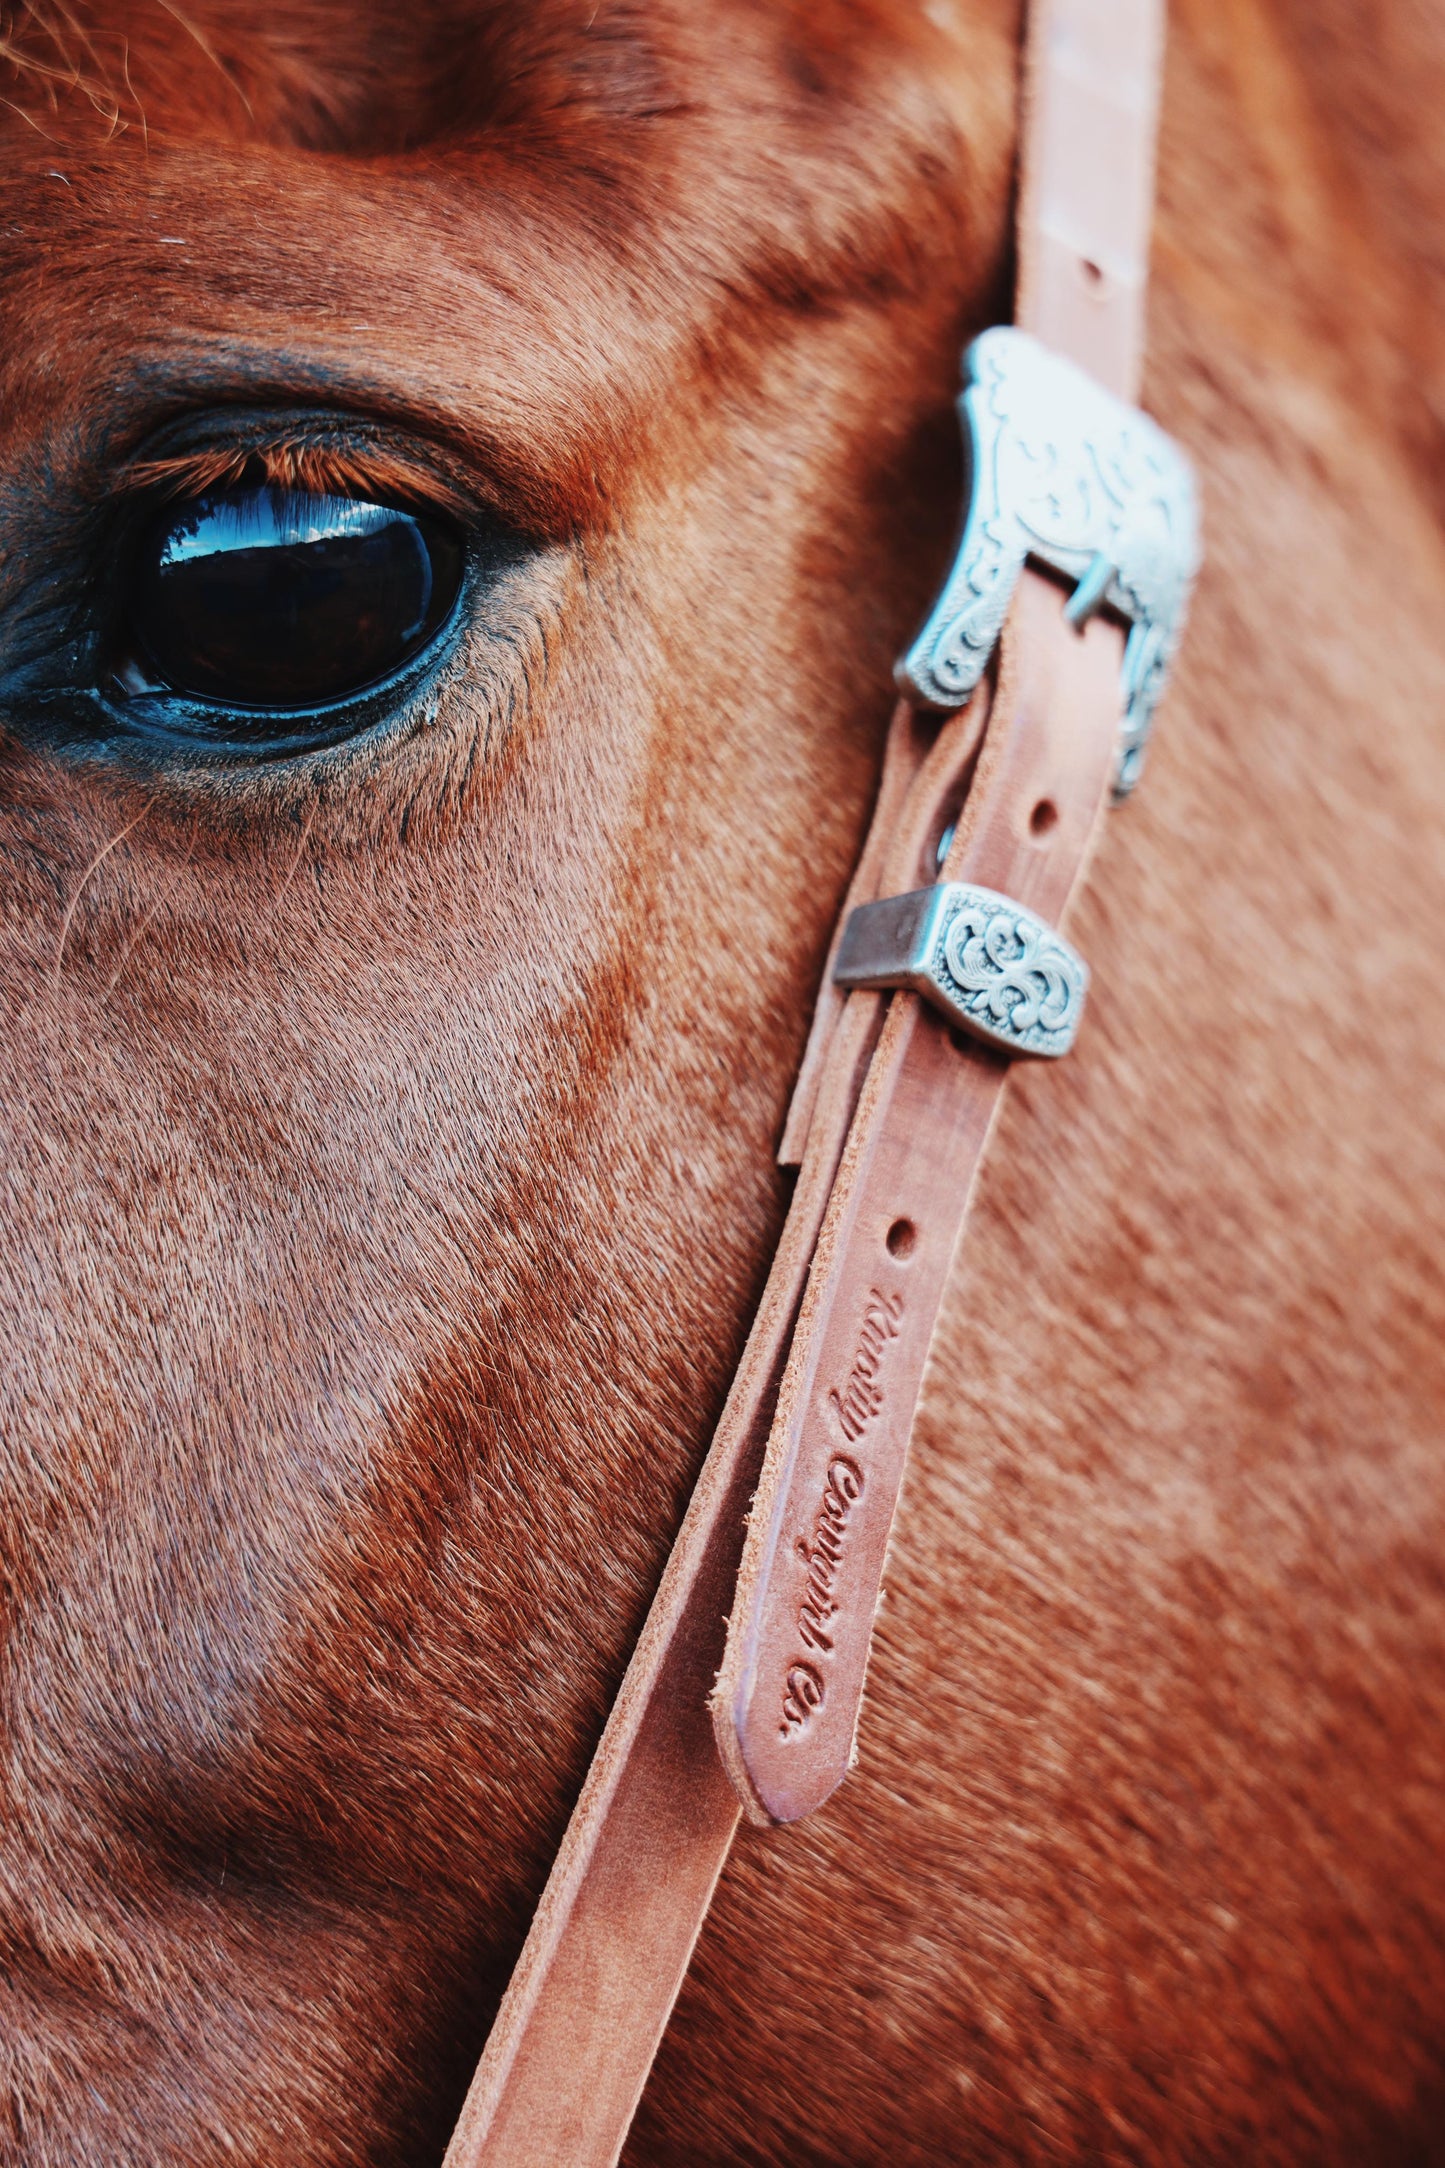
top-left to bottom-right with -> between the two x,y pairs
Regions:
124,484 -> 464,710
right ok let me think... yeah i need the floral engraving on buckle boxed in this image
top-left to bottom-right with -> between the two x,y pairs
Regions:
833,882 -> 1089,1060
935,890 -> 1085,1055
895,326 -> 1200,797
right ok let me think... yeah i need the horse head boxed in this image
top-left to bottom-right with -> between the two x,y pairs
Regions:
3,3 -> 1445,2163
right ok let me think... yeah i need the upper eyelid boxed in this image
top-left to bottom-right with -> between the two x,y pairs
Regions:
115,426 -> 478,524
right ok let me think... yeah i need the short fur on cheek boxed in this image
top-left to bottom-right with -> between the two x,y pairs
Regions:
2,4 -> 1445,2168
0,6 -> 1008,2159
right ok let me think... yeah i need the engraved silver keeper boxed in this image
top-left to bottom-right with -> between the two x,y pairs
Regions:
833,883 -> 1088,1059
896,326 -> 1199,798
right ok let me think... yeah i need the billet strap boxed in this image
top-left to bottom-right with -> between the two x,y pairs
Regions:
444,3 -> 1174,2161
712,574 -> 1122,1823
1019,0 -> 1164,403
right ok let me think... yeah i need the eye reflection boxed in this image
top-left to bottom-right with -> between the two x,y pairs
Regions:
123,483 -> 464,711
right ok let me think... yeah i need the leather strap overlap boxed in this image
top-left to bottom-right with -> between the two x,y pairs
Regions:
444,2 -> 1177,2159
713,574 -> 1123,1824
443,691 -> 987,2168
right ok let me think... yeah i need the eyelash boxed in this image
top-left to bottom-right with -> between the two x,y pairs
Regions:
124,450 -> 470,525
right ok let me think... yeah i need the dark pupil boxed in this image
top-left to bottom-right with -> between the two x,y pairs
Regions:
130,485 -> 463,709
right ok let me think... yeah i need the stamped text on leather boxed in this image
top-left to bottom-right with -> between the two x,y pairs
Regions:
827,1286 -> 902,1442
776,1283 -> 904,1741
780,1454 -> 865,1736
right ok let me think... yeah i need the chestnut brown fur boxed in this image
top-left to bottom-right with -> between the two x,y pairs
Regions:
0,4 -> 1443,2162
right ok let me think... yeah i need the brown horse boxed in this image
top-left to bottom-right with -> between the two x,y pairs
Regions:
2,2 -> 1444,2161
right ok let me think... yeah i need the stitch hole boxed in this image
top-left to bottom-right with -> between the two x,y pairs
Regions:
886,1217 -> 917,1260
1029,797 -> 1059,838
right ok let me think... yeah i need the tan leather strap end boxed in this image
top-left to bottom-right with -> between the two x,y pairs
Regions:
712,572 -> 1124,1824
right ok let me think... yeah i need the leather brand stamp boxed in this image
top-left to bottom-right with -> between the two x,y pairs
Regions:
827,1286 -> 902,1442
777,1287 -> 899,1740
779,1452 -> 865,1737
779,1660 -> 824,1736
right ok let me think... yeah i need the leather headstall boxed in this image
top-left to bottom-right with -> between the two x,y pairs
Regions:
444,3 -> 1199,2160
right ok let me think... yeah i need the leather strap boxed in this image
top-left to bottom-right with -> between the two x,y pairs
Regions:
444,4 -> 1167,2159
1019,0 -> 1164,403
712,577 -> 1121,1823
443,692 -> 979,2168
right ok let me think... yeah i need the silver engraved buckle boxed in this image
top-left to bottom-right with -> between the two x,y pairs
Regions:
834,883 -> 1088,1059
896,327 -> 1199,798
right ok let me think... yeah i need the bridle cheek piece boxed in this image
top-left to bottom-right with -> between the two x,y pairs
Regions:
443,3 -> 1199,2160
